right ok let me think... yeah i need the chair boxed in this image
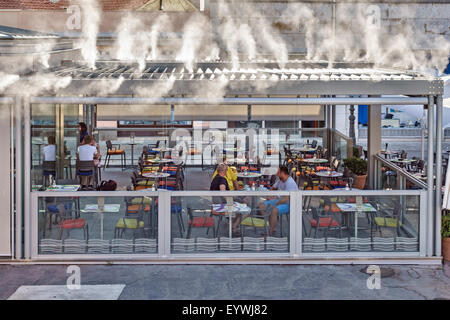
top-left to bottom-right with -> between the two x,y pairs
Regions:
54,202 -> 88,241
104,140 -> 126,171
372,202 -> 403,237
42,161 -> 56,187
115,197 -> 149,239
76,160 -> 96,187
186,208 -> 215,239
307,207 -> 342,238
240,206 -> 270,237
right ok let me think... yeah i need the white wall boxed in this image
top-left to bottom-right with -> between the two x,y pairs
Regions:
0,106 -> 11,256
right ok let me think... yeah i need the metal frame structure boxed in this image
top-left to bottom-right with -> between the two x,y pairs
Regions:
2,61 -> 445,263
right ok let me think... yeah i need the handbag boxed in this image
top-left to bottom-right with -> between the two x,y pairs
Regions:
97,180 -> 117,191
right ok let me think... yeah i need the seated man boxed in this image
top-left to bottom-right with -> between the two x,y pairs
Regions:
258,165 -> 298,236
212,157 -> 240,190
77,135 -> 98,188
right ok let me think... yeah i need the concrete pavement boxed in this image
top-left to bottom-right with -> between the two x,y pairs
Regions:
0,263 -> 449,300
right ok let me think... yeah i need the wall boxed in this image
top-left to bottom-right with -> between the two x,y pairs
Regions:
209,0 -> 450,54
0,105 -> 10,256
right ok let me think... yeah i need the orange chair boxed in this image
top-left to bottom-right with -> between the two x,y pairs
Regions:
104,140 -> 126,171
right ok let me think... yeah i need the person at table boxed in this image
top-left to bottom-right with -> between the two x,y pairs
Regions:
212,157 -> 240,190
258,165 -> 298,236
77,135 -> 99,188
43,135 -> 56,161
210,163 -> 229,191
78,122 -> 88,145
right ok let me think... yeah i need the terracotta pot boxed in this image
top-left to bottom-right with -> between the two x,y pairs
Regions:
353,174 -> 367,190
443,238 -> 450,262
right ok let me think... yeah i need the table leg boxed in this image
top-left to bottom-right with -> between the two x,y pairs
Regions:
229,211 -> 232,239
101,213 -> 104,240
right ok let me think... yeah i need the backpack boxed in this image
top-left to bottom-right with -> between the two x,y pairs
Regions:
97,180 -> 117,191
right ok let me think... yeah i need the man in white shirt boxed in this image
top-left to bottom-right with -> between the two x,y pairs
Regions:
258,166 -> 298,236
77,135 -> 98,187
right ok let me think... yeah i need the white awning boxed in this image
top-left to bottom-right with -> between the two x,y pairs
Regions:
174,105 -> 248,121
250,105 -> 324,121
97,105 -> 171,121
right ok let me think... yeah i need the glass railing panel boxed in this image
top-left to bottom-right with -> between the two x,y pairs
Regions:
301,193 -> 420,253
171,194 -> 290,254
37,195 -> 158,255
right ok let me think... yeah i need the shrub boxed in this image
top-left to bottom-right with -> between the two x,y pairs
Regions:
343,157 -> 368,175
442,215 -> 450,238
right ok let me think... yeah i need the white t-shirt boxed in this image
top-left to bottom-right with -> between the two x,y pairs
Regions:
273,176 -> 298,191
43,145 -> 56,161
78,144 -> 97,161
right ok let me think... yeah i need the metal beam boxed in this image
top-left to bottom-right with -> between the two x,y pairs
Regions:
30,96 -> 429,106
14,97 -> 22,260
23,96 -> 31,259
435,95 -> 443,257
47,79 -> 441,96
368,100 -> 381,189
427,95 -> 434,257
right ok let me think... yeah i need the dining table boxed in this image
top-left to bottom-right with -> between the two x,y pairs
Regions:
336,202 -> 377,238
390,158 -> 414,168
236,172 -> 262,187
81,203 -> 121,239
120,141 -> 143,170
44,185 -> 81,192
212,202 -> 251,239
142,172 -> 170,190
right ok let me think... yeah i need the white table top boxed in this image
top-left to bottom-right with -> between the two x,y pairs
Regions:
212,202 -> 251,214
82,204 -> 121,213
303,158 -> 328,163
44,185 -> 81,192
315,171 -> 343,178
336,203 -> 376,212
145,158 -> 174,164
152,147 -> 174,152
236,172 -> 262,178
142,172 -> 171,178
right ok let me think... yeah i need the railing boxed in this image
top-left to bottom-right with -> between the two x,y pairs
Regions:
30,188 -> 427,261
373,155 -> 427,190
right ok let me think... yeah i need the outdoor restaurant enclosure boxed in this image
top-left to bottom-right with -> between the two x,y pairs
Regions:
1,61 -> 445,263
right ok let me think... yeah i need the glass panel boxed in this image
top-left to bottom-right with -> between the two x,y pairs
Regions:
38,195 -> 158,255
31,104 -> 82,189
32,104 -> 56,187
301,194 -> 420,253
171,194 -> 290,253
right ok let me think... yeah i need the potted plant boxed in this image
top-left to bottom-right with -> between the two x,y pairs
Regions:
442,214 -> 450,261
343,157 -> 368,189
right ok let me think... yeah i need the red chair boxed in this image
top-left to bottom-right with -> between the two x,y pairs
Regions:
186,208 -> 215,239
56,203 -> 89,240
308,207 -> 342,238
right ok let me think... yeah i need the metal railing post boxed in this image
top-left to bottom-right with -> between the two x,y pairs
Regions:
426,96 -> 435,256
14,96 -> 23,260
435,95 -> 443,257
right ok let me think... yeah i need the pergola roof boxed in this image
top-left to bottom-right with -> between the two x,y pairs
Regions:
40,61 -> 444,96
0,25 -> 59,39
